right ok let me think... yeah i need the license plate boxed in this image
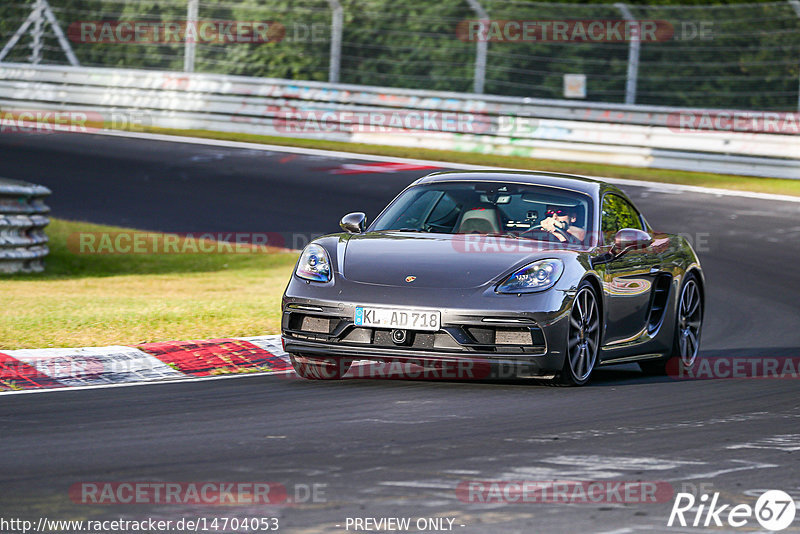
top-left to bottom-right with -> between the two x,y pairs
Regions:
354,306 -> 441,331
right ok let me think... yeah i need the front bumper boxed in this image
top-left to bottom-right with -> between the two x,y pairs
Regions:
281,291 -> 573,378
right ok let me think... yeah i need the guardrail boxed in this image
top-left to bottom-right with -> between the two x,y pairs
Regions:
0,178 -> 50,274
1,63 -> 799,179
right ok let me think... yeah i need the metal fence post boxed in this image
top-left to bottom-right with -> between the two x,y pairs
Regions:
184,0 -> 198,72
41,0 -> 79,65
327,0 -> 343,84
790,0 -> 800,111
0,0 -> 78,65
0,16 -> 35,63
465,0 -> 487,94
615,3 -> 640,105
29,0 -> 44,64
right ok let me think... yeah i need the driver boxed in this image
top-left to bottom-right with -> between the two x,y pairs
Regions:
540,206 -> 586,242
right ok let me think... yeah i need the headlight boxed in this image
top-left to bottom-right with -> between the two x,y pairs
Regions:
497,259 -> 564,294
295,243 -> 332,282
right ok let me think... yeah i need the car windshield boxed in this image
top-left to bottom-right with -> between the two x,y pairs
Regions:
371,181 -> 593,244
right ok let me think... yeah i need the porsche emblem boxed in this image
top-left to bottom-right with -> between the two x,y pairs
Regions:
405,276 -> 416,283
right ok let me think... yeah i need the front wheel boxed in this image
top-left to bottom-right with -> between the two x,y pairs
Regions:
553,281 -> 600,386
640,272 -> 703,376
290,354 -> 352,380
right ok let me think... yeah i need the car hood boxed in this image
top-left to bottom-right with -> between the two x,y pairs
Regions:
342,231 -> 580,288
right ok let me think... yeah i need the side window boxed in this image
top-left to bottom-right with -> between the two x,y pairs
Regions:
601,194 -> 643,243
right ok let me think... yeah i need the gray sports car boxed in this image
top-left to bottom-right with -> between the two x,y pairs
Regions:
281,171 -> 704,385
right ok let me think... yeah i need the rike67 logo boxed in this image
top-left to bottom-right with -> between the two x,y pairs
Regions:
668,490 -> 796,531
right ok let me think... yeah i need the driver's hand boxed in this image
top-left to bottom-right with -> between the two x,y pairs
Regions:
540,216 -> 567,242
540,216 -> 559,233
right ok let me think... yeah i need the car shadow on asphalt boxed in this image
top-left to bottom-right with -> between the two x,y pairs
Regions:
549,346 -> 800,387
322,347 -> 800,388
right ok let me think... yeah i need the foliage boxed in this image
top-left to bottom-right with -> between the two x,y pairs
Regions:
1,0 -> 798,109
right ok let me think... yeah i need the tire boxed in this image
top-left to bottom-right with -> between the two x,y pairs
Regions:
640,272 -> 703,376
553,280 -> 600,386
290,354 -> 352,380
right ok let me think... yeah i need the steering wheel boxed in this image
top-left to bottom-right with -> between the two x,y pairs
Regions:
523,224 -> 580,244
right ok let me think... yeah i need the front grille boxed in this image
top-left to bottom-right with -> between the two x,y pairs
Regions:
496,328 -> 533,345
287,313 -> 338,335
284,311 -> 546,354
301,316 -> 331,333
464,327 -> 493,345
373,330 -> 436,349
462,325 -> 545,352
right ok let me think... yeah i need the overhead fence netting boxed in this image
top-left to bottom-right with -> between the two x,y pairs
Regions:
337,0 -> 477,93
2,0 -> 800,110
628,2 -> 800,110
479,1 -> 628,101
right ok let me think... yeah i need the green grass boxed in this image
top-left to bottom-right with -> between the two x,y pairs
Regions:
0,219 -> 298,349
140,126 -> 800,197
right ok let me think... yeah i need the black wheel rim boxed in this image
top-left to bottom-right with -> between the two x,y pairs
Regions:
568,287 -> 600,381
678,279 -> 702,367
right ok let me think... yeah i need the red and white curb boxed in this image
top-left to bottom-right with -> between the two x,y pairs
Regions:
0,335 -> 291,395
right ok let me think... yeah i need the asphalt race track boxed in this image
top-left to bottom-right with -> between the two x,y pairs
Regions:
1,132 -> 800,533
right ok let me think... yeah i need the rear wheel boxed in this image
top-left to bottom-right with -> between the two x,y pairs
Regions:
554,281 -> 600,386
640,272 -> 703,376
290,354 -> 351,380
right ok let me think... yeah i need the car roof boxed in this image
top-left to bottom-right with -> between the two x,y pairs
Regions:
412,170 -> 623,198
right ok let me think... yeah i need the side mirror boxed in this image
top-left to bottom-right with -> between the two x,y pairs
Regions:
340,212 -> 366,234
612,228 -> 652,256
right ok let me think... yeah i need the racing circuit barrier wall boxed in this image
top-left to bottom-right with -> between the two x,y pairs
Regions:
1,63 -> 799,179
0,178 -> 50,274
